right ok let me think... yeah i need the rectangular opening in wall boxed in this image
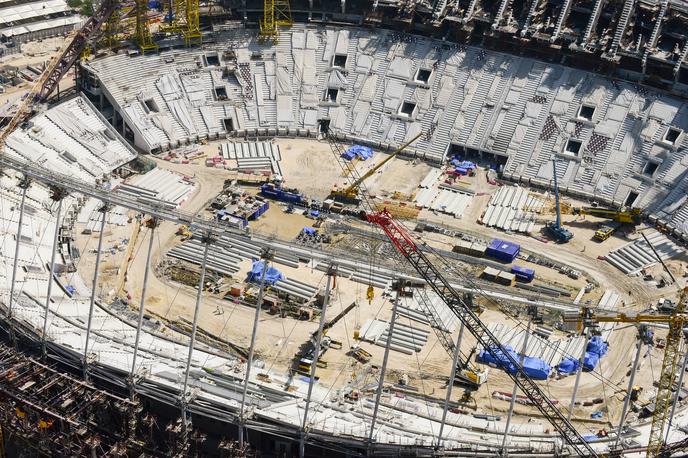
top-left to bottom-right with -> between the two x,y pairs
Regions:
399,101 -> 416,117
325,88 -> 339,103
319,119 -> 331,133
578,104 -> 595,121
642,161 -> 659,177
415,68 -> 432,84
223,118 -> 234,131
214,86 -> 228,100
143,99 -> 159,113
625,191 -> 639,207
205,53 -> 220,66
332,54 -> 348,68
565,139 -> 582,155
664,127 -> 681,145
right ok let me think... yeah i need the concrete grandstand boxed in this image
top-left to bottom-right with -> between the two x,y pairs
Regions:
2,2 -> 688,457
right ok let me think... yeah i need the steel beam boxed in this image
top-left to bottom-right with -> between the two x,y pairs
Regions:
8,179 -> 30,322
83,204 -> 109,380
180,233 -> 212,432
129,217 -> 157,397
368,281 -> 400,450
41,189 -> 67,359
299,265 -> 336,457
238,249 -> 273,449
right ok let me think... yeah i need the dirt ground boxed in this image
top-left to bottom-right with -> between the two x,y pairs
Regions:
64,136 -> 688,435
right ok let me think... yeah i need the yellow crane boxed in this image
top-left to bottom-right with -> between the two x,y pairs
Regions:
565,286 -> 688,457
259,0 -> 292,43
329,132 -> 423,204
573,206 -> 642,224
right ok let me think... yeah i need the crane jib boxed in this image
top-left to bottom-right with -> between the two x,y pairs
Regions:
367,209 -> 598,457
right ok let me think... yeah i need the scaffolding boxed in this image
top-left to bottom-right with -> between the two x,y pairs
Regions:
259,0 -> 292,43
135,0 -> 158,53
161,0 -> 201,46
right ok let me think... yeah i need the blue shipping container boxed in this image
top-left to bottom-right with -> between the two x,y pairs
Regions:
511,265 -> 535,282
486,239 -> 520,263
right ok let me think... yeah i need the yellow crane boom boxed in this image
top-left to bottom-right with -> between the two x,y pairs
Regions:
566,287 -> 688,457
331,132 -> 422,202
573,206 -> 642,224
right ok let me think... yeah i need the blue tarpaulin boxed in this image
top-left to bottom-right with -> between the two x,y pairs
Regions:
65,285 -> 75,297
248,260 -> 284,285
587,336 -> 608,357
302,227 -> 317,235
477,345 -> 551,380
583,351 -> 599,371
558,357 -> 580,374
310,210 -> 320,218
342,145 -> 373,161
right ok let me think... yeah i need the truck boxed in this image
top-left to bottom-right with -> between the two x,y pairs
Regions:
594,221 -> 621,242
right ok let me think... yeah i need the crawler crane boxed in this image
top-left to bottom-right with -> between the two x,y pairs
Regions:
324,130 -> 597,457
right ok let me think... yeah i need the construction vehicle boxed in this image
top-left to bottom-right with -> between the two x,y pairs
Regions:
594,221 -> 622,242
177,225 -> 193,239
545,159 -> 574,243
573,207 -> 642,242
325,130 -> 597,457
349,345 -> 372,364
573,206 -> 642,224
327,132 -> 422,205
564,287 -> 688,457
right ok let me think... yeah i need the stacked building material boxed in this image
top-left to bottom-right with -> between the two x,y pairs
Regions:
414,187 -> 473,218
482,186 -> 545,234
221,141 -> 282,175
117,168 -> 196,209
605,230 -> 685,275
273,278 -> 320,303
359,318 -> 429,355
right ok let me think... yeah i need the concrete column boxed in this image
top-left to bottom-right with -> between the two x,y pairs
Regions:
368,281 -> 401,453
129,217 -> 157,398
239,250 -> 273,449
83,204 -> 109,380
180,233 -> 212,432
41,188 -> 67,359
8,179 -> 30,321
437,321 -> 466,448
299,265 -> 336,457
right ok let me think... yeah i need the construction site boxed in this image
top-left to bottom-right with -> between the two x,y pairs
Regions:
3,0 -> 688,457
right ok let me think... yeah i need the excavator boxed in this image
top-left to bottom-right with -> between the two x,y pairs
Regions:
572,206 -> 642,241
328,132 -> 422,204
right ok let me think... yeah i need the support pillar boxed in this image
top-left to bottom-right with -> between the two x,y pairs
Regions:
666,341 -> 688,443
8,178 -> 30,321
180,232 -> 213,434
83,204 -> 109,380
567,328 -> 590,421
501,315 -> 533,454
368,281 -> 401,454
238,249 -> 273,449
41,187 -> 67,359
437,321 -> 466,448
614,336 -> 643,448
129,217 -> 157,398
299,264 -> 336,458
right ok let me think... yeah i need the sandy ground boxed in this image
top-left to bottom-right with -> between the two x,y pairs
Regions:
0,37 -> 74,109
64,136 -> 686,434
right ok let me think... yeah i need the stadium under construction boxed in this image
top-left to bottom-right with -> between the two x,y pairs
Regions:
4,0 -> 688,457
